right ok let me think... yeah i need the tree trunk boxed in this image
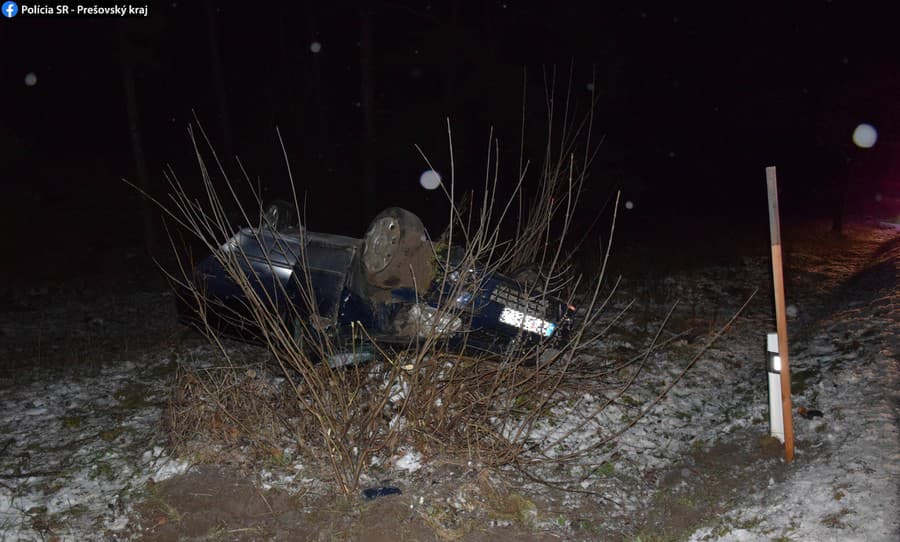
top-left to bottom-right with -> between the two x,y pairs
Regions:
440,0 -> 461,116
117,22 -> 156,255
203,0 -> 233,159
307,10 -> 328,184
360,6 -> 377,219
831,150 -> 850,234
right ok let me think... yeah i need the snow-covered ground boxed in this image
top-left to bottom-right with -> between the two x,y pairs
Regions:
689,225 -> 899,541
0,222 -> 896,540
0,347 -> 190,539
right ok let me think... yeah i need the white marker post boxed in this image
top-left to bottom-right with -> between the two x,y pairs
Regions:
766,166 -> 795,462
767,332 -> 784,443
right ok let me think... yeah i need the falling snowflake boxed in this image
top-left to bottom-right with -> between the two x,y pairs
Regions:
419,169 -> 441,190
852,123 -> 877,149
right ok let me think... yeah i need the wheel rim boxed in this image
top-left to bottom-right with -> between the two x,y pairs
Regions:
363,216 -> 400,273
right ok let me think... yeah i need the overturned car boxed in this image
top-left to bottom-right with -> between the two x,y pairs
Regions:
176,203 -> 576,363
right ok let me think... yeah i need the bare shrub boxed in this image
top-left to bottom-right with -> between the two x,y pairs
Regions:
165,360 -> 306,464
138,76 -> 722,496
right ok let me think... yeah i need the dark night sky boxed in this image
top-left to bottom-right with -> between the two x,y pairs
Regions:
1,1 -> 898,278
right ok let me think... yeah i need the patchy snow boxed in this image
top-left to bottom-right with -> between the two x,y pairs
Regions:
0,224 -> 896,540
394,448 -> 424,473
504,225 -> 898,539
688,241 -> 899,540
0,351 -> 189,540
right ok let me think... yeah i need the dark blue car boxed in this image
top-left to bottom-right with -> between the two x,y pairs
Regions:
177,204 -> 575,363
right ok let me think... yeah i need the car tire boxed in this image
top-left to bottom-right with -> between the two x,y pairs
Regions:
363,207 -> 434,292
510,264 -> 541,288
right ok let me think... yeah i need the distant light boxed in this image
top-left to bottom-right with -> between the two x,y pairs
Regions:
419,169 -> 441,190
625,200 -> 634,210
24,72 -> 37,87
852,123 -> 877,149
309,41 -> 322,53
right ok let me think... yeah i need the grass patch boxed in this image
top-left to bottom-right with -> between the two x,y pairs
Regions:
62,415 -> 82,429
90,462 -> 116,481
139,479 -> 184,528
790,368 -> 819,396
99,427 -> 124,442
821,507 -> 852,529
594,461 -> 616,477
113,383 -> 154,410
487,492 -> 537,525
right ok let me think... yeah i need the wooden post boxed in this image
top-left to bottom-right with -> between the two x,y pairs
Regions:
765,166 -> 795,462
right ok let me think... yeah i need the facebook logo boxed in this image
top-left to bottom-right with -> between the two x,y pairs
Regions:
2,1 -> 18,18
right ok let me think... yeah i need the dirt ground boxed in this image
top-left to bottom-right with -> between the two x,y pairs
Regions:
128,426 -> 787,541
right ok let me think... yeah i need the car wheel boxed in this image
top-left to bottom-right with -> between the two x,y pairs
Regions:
510,264 -> 541,288
363,207 -> 434,291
